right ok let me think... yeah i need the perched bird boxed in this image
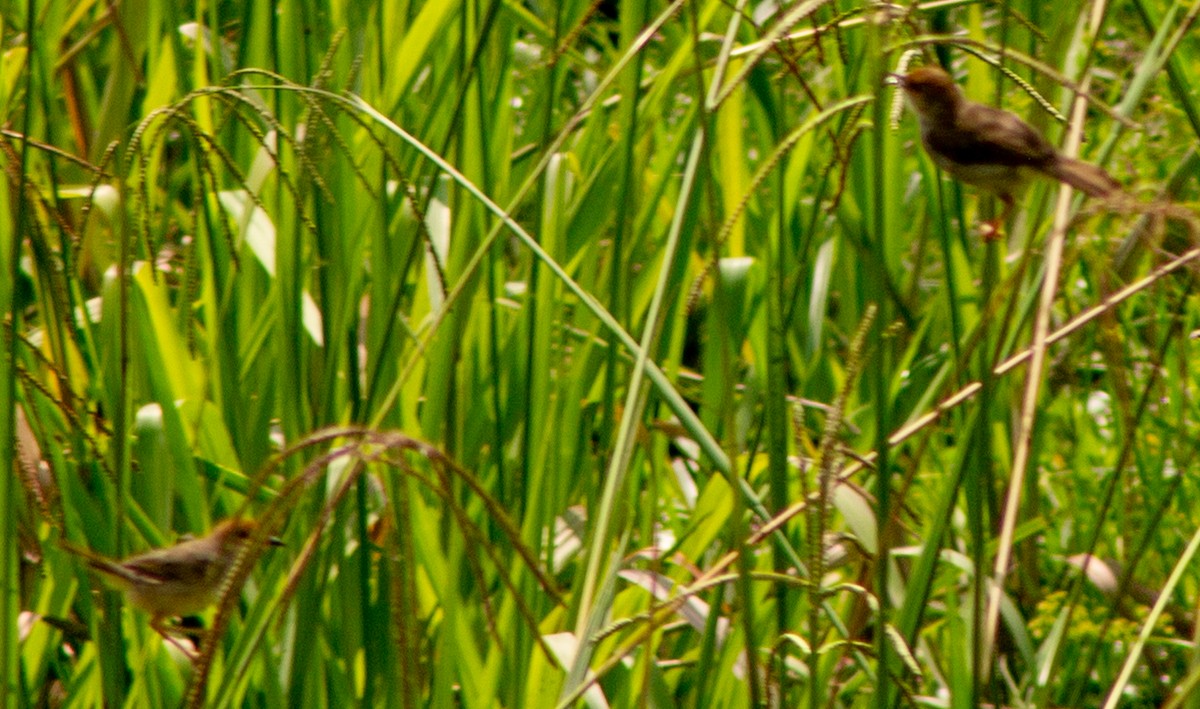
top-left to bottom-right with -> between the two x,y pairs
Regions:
62,518 -> 283,657
896,66 -> 1120,237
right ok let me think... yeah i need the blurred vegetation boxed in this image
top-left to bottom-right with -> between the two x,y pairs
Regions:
3,0 -> 1200,706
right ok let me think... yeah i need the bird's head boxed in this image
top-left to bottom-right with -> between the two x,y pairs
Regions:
211,518 -> 284,554
895,67 -> 964,122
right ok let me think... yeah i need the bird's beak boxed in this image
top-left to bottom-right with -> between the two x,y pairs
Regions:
888,72 -> 908,88
267,536 -> 285,547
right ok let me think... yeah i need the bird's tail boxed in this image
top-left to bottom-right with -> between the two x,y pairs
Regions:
59,539 -> 142,587
1046,157 -> 1120,198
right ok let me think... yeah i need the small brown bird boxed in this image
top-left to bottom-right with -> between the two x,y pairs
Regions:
896,66 -> 1120,237
63,519 -> 283,656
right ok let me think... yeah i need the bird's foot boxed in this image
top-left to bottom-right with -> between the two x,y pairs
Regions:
980,219 -> 1004,241
151,618 -> 205,661
158,631 -> 200,661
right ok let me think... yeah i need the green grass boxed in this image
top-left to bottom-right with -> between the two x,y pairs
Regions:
5,0 -> 1200,706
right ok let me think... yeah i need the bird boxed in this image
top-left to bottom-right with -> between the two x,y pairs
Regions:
895,66 -> 1120,238
62,518 -> 283,657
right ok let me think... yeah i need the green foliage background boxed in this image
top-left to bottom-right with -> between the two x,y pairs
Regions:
3,0 -> 1200,706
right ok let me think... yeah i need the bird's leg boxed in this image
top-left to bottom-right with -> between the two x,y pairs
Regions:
150,615 -> 201,661
980,194 -> 1015,241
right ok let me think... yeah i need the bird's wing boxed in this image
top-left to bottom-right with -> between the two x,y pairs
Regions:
120,548 -> 213,585
931,103 -> 1056,167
